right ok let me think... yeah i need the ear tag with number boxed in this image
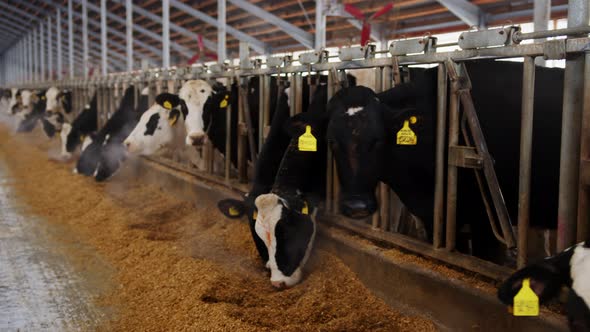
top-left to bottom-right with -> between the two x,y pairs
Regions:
301,201 -> 309,215
298,125 -> 317,152
163,101 -> 172,110
228,206 -> 240,217
220,95 -> 229,108
396,119 -> 417,145
513,278 -> 539,316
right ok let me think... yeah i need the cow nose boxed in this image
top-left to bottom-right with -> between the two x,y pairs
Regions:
340,198 -> 376,219
189,133 -> 206,146
271,280 -> 287,289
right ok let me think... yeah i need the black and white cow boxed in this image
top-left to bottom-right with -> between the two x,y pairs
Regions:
43,87 -> 72,137
123,93 -> 187,156
16,90 -> 47,133
60,93 -> 98,159
498,240 -> 590,331
0,89 -> 12,115
76,85 -> 148,181
7,88 -> 20,115
325,60 -> 564,261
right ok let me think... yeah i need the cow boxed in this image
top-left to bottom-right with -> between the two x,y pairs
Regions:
217,75 -> 356,288
7,88 -> 20,115
0,89 -> 12,114
76,85 -> 148,181
60,93 -> 98,159
325,60 -> 564,262
123,92 -> 187,156
498,240 -> 590,331
16,90 -> 47,133
43,87 -> 72,137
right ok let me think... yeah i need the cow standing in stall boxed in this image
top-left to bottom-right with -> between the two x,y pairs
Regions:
60,93 -> 98,159
43,87 -> 72,138
324,60 -> 564,262
16,90 -> 47,133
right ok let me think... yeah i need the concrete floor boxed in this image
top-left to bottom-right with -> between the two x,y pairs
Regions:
0,159 -> 109,331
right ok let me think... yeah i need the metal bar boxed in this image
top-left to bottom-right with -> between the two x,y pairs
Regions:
68,0 -> 74,78
315,0 -> 326,50
126,0 -> 133,72
533,0 -> 550,66
445,63 -> 459,252
101,0 -> 107,76
57,9 -> 62,80
557,0 -> 589,251
433,64 -> 447,249
169,0 -> 269,54
225,80 -> 232,182
48,16 -> 53,80
514,26 -> 590,42
435,0 -> 484,28
162,0 -> 170,68
517,57 -> 536,268
82,0 -> 89,78
578,51 -> 590,243
40,24 -> 45,81
228,0 -> 314,49
218,0 -> 227,61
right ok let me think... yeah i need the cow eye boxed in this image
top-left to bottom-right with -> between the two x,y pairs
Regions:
200,89 -> 205,93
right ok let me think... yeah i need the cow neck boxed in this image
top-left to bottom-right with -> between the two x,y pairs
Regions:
270,138 -> 310,211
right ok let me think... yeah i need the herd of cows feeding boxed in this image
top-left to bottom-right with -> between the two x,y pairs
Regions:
1,59 -> 589,329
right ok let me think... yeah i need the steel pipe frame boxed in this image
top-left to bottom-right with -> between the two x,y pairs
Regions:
162,0 -> 170,68
435,0 -> 485,28
218,0 -> 227,62
169,0 -> 269,54
48,16 -> 53,80
126,0 -> 133,72
100,0 -> 107,76
40,24 -> 45,81
557,0 -> 589,251
315,0 -> 326,51
57,10 -> 63,80
82,0 -> 89,78
68,0 -> 74,78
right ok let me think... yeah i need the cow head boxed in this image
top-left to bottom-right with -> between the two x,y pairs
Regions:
14,89 -> 31,115
254,193 -> 316,289
178,80 -> 213,146
124,93 -> 187,156
8,88 -> 20,114
44,87 -> 67,135
326,86 -> 385,218
498,241 -> 590,330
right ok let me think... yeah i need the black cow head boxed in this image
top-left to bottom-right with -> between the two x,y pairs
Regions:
498,241 -> 590,331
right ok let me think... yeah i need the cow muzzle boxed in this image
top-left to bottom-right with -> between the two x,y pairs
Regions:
187,132 -> 207,146
340,195 -> 377,219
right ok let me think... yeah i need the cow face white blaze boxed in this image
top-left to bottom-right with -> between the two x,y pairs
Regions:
124,103 -> 181,156
254,193 -> 316,289
45,87 -> 60,112
8,88 -> 18,113
178,80 -> 213,146
60,123 -> 73,158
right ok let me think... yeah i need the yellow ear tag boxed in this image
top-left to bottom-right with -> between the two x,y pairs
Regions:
220,96 -> 228,108
80,135 -> 86,142
396,120 -> 417,145
513,278 -> 539,316
301,201 -> 309,215
252,210 -> 258,220
41,96 -> 46,100
163,101 -> 172,110
228,206 -> 240,217
298,125 -> 317,152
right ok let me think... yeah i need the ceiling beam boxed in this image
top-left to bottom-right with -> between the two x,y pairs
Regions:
228,0 -> 313,49
170,0 -> 270,54
435,0 -> 485,28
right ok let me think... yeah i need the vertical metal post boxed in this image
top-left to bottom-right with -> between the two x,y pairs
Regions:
518,57 -> 536,268
578,51 -> 590,243
218,0 -> 227,62
315,0 -> 326,50
533,0 -> 551,67
557,0 -> 589,251
57,9 -> 63,80
162,0 -> 170,68
82,0 -> 89,78
68,0 -> 74,78
101,0 -> 108,76
446,64 -> 460,252
48,16 -> 53,80
28,33 -> 33,82
326,72 -> 334,213
433,64 -> 448,249
40,24 -> 45,81
126,0 -> 133,72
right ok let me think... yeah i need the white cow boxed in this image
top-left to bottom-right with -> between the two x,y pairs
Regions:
178,80 -> 213,146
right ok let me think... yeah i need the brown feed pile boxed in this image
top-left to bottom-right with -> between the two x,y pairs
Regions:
0,125 -> 437,332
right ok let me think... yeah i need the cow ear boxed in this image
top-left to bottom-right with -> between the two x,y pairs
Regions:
497,263 -> 563,306
283,111 -> 328,138
217,199 -> 245,219
168,109 -> 180,126
155,93 -> 181,110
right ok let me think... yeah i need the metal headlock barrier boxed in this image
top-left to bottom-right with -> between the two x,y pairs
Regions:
7,25 -> 590,281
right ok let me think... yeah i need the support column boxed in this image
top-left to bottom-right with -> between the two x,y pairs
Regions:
82,0 -> 89,78
533,0 -> 551,67
557,0 -> 589,251
68,0 -> 74,78
126,0 -> 133,71
218,0 -> 226,61
48,16 -> 53,80
57,9 -> 62,80
162,0 -> 170,68
101,0 -> 107,76
40,24 -> 45,81
314,0 -> 326,50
